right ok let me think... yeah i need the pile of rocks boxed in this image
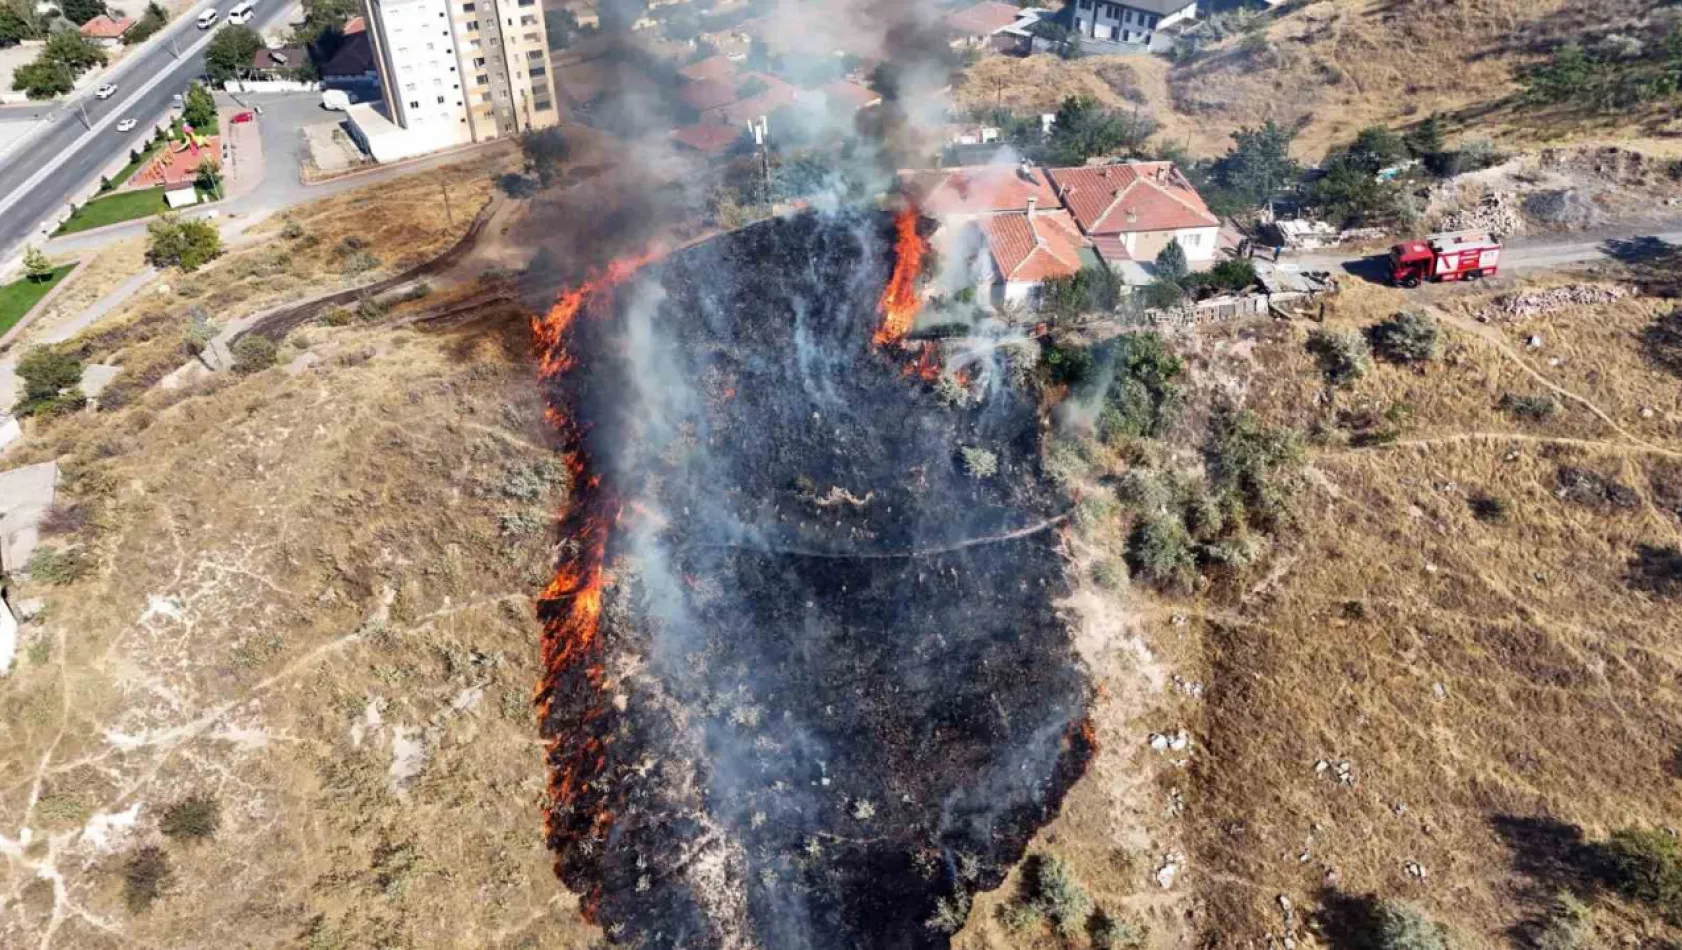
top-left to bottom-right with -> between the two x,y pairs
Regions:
1437,192 -> 1523,236
1476,283 -> 1630,323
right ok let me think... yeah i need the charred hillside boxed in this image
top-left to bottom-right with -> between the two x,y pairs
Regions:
534,209 -> 1094,950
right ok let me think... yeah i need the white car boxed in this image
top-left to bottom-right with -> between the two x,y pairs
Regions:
95,83 -> 117,99
117,118 -> 138,133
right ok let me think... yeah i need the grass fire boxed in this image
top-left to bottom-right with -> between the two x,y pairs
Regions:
528,209 -> 1092,949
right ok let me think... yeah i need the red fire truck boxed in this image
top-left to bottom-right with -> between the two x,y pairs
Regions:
1388,230 -> 1503,287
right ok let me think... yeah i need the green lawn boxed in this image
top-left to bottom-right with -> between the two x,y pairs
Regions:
55,187 -> 169,235
0,265 -> 76,337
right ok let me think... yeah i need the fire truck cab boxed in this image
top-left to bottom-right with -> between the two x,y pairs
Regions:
1388,230 -> 1502,288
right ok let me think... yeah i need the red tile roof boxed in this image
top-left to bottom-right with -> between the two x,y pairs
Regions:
680,78 -> 741,113
679,54 -> 738,84
944,0 -> 1022,37
79,14 -> 132,38
672,122 -> 744,153
713,75 -> 798,124
900,165 -> 1059,217
1047,163 -> 1218,235
977,210 -> 1088,283
343,15 -> 366,34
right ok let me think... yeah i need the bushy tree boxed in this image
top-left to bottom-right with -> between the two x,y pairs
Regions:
205,24 -> 263,83
160,795 -> 221,841
1308,155 -> 1405,226
1406,113 -> 1443,159
1128,514 -> 1197,590
23,245 -> 53,282
1039,266 -> 1122,322
124,1 -> 167,43
182,82 -> 216,130
1208,408 -> 1303,527
1369,310 -> 1440,363
195,158 -> 223,198
1208,120 -> 1300,212
44,29 -> 105,70
0,3 -> 36,46
15,345 -> 83,416
1045,95 -> 1156,166
520,127 -> 570,187
58,0 -> 105,24
231,334 -> 278,373
145,215 -> 223,271
1155,239 -> 1188,281
546,6 -> 577,50
11,58 -> 73,99
1100,331 -> 1184,440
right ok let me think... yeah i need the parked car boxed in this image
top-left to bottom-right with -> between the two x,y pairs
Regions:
95,83 -> 117,99
117,118 -> 138,133
320,89 -> 355,111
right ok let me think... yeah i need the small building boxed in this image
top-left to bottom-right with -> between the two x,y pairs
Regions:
973,202 -> 1091,306
943,1 -> 1027,49
250,45 -> 308,79
78,14 -> 133,47
671,121 -> 746,154
164,184 -> 199,208
1046,162 -> 1219,283
345,100 -> 456,163
1067,0 -> 1196,51
320,28 -> 377,87
678,54 -> 738,84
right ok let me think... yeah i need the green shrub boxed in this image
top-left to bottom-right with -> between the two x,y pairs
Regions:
160,795 -> 221,842
123,846 -> 172,912
1207,409 -> 1305,528
1500,393 -> 1558,420
14,345 -> 84,417
1307,328 -> 1372,386
145,215 -> 222,272
26,546 -> 90,585
924,892 -> 971,933
1040,342 -> 1095,386
1532,892 -> 1591,950
961,446 -> 999,478
1373,900 -> 1450,950
1369,311 -> 1441,363
231,335 -> 278,374
1468,493 -> 1508,522
1091,911 -> 1146,950
321,306 -> 353,327
1607,826 -> 1682,917
341,250 -> 379,275
356,296 -> 387,322
1099,331 -> 1185,440
1024,855 -> 1092,938
1127,514 -> 1197,590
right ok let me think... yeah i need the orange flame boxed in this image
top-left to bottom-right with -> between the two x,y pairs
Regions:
529,250 -> 658,882
873,205 -> 926,347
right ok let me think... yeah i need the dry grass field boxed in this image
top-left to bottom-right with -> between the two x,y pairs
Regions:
950,270 -> 1682,948
0,316 -> 601,949
958,0 -> 1682,161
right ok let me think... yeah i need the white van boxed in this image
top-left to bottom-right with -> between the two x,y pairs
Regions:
196,8 -> 218,28
227,1 -> 253,24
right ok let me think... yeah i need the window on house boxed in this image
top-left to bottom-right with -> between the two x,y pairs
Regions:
534,97 -> 552,111
426,41 -> 435,50
519,14 -> 536,25
473,56 -> 485,67
522,31 -> 538,42
409,100 -> 419,108
528,65 -> 545,77
526,48 -> 543,60
462,1 -> 474,9
476,73 -> 489,84
404,81 -> 416,91
464,19 -> 477,29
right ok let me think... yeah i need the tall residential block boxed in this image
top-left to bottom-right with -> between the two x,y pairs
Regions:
353,0 -> 559,161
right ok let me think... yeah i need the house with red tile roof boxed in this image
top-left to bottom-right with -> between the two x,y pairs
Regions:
671,122 -> 746,155
972,204 -> 1092,306
1046,162 -> 1219,280
78,14 -> 133,46
943,1 -> 1028,49
679,54 -> 739,85
898,163 -> 1058,219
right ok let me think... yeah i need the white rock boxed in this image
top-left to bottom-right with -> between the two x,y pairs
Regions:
15,598 -> 44,622
1156,861 -> 1179,888
1168,731 -> 1190,752
1149,733 -> 1169,752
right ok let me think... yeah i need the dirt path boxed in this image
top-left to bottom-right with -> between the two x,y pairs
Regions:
1326,430 -> 1682,460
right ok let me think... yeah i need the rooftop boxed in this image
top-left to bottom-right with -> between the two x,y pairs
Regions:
78,14 -> 133,38
976,209 -> 1089,283
943,0 -> 1024,36
899,164 -> 1059,217
1046,163 -> 1218,235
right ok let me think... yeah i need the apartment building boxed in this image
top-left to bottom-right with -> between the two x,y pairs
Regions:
351,0 -> 559,161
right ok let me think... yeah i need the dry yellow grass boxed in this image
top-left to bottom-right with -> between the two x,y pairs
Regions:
0,319 -> 600,949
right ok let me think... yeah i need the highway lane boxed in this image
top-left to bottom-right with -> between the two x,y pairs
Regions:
0,0 -> 294,262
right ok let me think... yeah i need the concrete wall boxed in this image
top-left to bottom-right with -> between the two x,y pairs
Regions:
1121,225 -> 1221,265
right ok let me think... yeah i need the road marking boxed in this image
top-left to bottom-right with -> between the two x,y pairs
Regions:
0,0 -> 260,230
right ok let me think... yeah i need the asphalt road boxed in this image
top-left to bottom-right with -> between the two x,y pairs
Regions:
0,0 -> 294,262
1288,217 -> 1682,282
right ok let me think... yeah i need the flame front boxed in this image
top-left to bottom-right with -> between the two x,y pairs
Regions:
873,204 -> 926,347
529,251 -> 657,905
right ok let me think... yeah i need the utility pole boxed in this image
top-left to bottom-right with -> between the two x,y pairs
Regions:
754,116 -> 769,208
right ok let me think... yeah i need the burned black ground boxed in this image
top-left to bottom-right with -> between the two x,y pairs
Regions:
540,210 -> 1092,950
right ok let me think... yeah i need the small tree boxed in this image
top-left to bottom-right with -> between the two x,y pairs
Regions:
1128,514 -> 1197,590
125,1 -> 167,43
1155,239 -> 1188,282
11,58 -> 73,99
204,24 -> 262,83
160,795 -> 221,842
520,127 -> 570,188
44,30 -> 105,71
1209,120 -> 1301,213
1605,826 -> 1682,916
23,245 -> 53,282
123,846 -> 172,912
1406,113 -> 1444,159
146,215 -> 223,271
961,446 -> 999,478
1347,125 -> 1410,173
182,81 -> 216,130
15,345 -> 83,416
195,158 -> 223,200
